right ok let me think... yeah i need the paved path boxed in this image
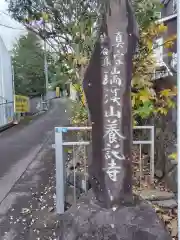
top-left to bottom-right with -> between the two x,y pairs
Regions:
0,98 -> 70,204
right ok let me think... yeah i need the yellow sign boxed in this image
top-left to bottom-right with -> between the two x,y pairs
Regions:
56,87 -> 60,97
14,95 -> 30,113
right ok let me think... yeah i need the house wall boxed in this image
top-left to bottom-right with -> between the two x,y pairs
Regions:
0,36 -> 14,128
156,0 -> 177,86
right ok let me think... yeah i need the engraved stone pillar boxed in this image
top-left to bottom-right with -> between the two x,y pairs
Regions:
83,0 -> 138,208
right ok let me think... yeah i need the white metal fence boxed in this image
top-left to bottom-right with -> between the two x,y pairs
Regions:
0,101 -> 14,128
55,126 -> 154,214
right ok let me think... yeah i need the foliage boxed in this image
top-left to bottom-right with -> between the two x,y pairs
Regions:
69,83 -> 87,125
6,0 -> 97,54
7,0 -> 177,125
71,101 -> 88,126
6,0 -> 98,97
169,152 -> 177,161
131,0 -> 177,123
132,33 -> 177,122
12,32 -> 46,96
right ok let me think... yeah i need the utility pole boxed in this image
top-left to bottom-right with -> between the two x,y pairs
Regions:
38,2 -> 49,100
44,40 -> 49,100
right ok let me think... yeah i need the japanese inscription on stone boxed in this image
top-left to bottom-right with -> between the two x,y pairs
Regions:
83,0 -> 139,207
101,32 -> 126,182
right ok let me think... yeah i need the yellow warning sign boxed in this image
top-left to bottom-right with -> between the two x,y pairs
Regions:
14,95 -> 30,113
56,87 -> 60,97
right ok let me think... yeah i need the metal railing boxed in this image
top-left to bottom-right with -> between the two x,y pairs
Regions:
0,101 -> 14,128
55,126 -> 154,214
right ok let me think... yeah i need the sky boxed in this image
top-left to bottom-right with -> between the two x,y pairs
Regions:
0,0 -> 26,50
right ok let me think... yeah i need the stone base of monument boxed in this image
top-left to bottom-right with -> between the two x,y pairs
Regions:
58,190 -> 171,240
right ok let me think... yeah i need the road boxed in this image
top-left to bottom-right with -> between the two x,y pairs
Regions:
0,98 -> 69,204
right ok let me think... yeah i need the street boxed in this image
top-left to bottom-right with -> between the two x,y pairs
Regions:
0,98 -> 69,212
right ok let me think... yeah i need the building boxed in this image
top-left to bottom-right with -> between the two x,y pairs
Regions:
154,0 -> 177,120
153,0 -> 177,83
153,0 -> 177,193
0,35 -> 14,128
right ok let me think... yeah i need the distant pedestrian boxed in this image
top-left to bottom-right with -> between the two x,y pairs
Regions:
60,87 -> 63,97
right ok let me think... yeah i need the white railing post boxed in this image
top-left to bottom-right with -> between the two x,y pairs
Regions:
150,126 -> 155,184
55,127 -> 64,214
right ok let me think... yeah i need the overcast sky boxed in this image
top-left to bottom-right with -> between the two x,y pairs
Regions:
0,0 -> 26,50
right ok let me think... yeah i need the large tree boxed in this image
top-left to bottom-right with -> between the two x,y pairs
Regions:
8,0 -> 176,120
6,0 -> 97,55
12,32 -> 46,96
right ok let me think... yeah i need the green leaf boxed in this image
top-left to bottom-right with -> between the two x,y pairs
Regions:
168,152 -> 177,160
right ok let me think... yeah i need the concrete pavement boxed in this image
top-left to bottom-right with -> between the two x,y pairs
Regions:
0,98 -> 70,204
0,98 -> 71,239
0,147 -> 58,240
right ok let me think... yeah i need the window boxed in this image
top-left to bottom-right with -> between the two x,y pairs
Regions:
173,0 -> 177,13
153,38 -> 163,65
154,11 -> 161,19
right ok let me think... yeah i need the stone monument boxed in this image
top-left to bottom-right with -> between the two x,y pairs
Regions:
58,0 -> 171,239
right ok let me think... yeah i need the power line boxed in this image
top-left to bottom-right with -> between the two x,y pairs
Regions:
0,23 -> 25,31
0,10 -> 10,17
